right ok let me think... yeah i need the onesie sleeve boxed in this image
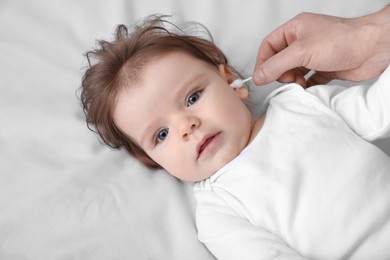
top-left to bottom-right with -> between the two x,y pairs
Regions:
195,190 -> 308,260
306,64 -> 390,141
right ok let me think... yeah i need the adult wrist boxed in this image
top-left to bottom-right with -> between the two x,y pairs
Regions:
356,5 -> 390,65
375,6 -> 390,66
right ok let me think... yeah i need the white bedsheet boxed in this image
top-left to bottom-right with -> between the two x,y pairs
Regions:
1,0 -> 389,259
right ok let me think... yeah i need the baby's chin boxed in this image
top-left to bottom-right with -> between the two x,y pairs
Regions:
169,166 -> 219,182
193,154 -> 239,182
168,149 -> 242,182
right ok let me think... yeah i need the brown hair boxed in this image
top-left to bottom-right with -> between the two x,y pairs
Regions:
80,15 -> 239,169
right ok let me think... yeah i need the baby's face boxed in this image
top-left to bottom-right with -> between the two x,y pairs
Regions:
113,51 -> 253,181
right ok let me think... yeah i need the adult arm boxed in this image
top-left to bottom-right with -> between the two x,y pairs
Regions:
253,5 -> 390,87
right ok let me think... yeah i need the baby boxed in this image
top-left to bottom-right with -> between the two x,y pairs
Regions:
80,15 -> 390,259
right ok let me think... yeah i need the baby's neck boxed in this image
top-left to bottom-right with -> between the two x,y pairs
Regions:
247,112 -> 267,145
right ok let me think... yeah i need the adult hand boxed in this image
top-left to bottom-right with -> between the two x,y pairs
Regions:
253,5 -> 390,87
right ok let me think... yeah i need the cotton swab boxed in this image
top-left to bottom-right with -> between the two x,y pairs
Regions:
229,76 -> 252,88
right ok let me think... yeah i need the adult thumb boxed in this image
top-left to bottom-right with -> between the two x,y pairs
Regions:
253,44 -> 303,86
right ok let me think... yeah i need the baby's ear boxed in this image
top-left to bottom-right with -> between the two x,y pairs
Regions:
235,87 -> 249,99
218,65 -> 248,100
218,64 -> 236,84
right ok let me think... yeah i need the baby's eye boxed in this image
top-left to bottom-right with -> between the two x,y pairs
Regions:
187,91 -> 201,106
156,128 -> 169,143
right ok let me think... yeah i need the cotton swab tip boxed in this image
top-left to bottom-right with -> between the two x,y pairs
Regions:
230,77 -> 252,88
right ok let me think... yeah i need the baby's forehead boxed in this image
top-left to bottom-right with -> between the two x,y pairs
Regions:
115,51 -> 219,112
125,50 -> 214,81
119,50 -> 180,84
117,51 -> 201,97
147,49 -> 218,67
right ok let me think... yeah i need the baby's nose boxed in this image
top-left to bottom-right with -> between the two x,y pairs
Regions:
178,116 -> 200,139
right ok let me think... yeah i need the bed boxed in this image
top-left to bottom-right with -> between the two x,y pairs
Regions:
1,0 -> 389,259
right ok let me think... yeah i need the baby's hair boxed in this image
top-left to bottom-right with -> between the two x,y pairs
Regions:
80,15 -> 240,169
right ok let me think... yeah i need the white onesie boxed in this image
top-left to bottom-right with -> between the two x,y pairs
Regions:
194,65 -> 390,259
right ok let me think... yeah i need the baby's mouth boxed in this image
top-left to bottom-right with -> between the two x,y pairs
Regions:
197,132 -> 221,159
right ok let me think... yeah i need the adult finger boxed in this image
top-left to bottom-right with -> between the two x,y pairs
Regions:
253,42 -> 305,86
306,71 -> 335,87
253,20 -> 296,85
277,67 -> 308,88
278,67 -> 310,83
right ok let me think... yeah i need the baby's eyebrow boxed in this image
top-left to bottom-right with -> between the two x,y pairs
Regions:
173,73 -> 204,98
140,118 -> 158,148
180,73 -> 201,87
183,74 -> 203,87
